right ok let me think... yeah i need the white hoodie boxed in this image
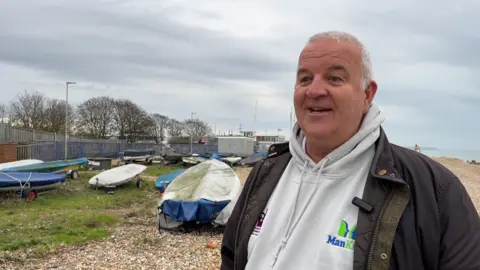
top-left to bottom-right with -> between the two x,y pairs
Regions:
245,104 -> 386,270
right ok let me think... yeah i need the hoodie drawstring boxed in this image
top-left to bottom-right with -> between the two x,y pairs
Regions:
270,158 -> 329,267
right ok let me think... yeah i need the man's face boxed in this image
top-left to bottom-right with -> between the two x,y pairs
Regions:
294,38 -> 376,142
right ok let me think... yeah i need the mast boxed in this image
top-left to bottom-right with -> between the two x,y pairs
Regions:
253,100 -> 258,136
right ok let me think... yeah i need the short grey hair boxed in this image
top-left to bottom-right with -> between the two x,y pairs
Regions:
307,31 -> 373,90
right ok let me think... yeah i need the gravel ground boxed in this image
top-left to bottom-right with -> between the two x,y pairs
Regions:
1,218 -> 223,270
2,159 -> 479,269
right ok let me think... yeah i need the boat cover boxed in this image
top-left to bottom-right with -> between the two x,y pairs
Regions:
0,159 -> 44,171
2,158 -> 88,173
0,172 -> 67,190
155,169 -> 186,192
123,149 -> 155,157
157,159 -> 242,228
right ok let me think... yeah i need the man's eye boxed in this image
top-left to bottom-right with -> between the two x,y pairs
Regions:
328,76 -> 344,84
300,77 -> 312,83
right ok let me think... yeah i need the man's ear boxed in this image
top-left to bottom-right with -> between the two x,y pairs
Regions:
364,80 -> 377,112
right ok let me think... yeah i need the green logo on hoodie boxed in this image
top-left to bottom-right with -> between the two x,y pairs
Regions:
326,220 -> 357,250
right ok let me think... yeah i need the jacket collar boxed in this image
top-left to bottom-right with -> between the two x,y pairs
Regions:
266,127 -> 405,185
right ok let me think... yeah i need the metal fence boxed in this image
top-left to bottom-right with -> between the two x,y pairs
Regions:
168,143 -> 218,155
16,141 -> 162,161
0,123 -> 121,143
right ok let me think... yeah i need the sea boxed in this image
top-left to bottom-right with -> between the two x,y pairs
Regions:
419,148 -> 480,162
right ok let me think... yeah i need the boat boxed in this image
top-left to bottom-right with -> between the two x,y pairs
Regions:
0,172 -> 67,200
161,147 -> 187,165
157,159 -> 242,230
0,159 -> 44,171
154,169 -> 186,193
88,164 -> 147,192
123,149 -> 155,164
221,156 -> 242,166
2,158 -> 88,178
182,153 -> 208,165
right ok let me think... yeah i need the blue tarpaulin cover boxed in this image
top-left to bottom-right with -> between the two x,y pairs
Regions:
161,199 -> 231,223
0,172 -> 67,190
155,169 -> 186,191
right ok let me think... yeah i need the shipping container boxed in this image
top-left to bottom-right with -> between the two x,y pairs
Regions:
218,136 -> 254,157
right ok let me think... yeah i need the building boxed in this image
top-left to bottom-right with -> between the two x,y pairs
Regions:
254,134 -> 287,152
217,136 -> 255,157
240,131 -> 255,137
167,136 -> 218,154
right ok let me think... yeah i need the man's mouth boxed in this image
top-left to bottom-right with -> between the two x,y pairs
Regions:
308,107 -> 332,113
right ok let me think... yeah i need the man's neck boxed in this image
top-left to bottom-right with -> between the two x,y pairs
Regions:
304,138 -> 333,163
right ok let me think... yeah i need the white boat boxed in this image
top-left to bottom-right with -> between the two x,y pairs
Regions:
0,159 -> 44,171
221,157 -> 242,165
88,164 -> 147,190
182,156 -> 208,165
157,159 -> 242,229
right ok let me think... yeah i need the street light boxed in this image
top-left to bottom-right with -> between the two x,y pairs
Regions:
65,81 -> 76,160
190,112 -> 196,154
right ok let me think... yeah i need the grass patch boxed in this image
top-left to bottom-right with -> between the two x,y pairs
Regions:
144,165 -> 183,177
0,170 -> 160,256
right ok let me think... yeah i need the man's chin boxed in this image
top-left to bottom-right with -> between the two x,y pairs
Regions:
303,128 -> 335,140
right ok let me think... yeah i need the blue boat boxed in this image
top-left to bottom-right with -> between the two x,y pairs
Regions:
0,172 -> 67,200
2,158 -> 88,178
155,169 -> 186,192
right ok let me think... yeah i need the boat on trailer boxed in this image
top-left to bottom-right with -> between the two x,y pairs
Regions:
122,149 -> 155,164
1,158 -> 88,179
0,159 -> 44,171
0,172 -> 67,200
88,164 -> 147,194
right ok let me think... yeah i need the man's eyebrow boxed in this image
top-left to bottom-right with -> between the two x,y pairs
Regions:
296,67 -> 309,76
328,65 -> 348,72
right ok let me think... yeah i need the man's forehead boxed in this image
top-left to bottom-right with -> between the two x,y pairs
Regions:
299,38 -> 361,62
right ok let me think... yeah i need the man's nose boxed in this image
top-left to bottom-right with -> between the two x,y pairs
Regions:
305,78 -> 328,98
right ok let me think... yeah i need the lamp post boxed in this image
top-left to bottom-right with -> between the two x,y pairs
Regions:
190,112 -> 196,154
65,81 -> 76,160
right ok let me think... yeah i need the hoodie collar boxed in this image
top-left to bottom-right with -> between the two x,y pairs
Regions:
289,103 -> 386,171
265,127 -> 404,185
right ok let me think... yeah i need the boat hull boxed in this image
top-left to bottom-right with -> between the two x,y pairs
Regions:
88,164 -> 147,187
2,158 -> 88,173
0,172 -> 67,192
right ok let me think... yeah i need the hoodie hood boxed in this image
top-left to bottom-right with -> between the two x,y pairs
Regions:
256,103 -> 386,268
289,103 -> 386,172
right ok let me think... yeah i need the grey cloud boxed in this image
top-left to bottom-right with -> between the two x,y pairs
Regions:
351,3 -> 480,69
0,1 -> 292,85
1,0 -> 480,151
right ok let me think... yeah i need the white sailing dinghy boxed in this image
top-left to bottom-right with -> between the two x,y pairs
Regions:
0,159 -> 44,171
88,164 -> 147,193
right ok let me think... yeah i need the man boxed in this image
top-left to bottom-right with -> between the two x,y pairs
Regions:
220,31 -> 480,270
414,144 -> 421,153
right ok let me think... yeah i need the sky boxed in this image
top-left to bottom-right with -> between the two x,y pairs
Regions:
1,0 -> 479,151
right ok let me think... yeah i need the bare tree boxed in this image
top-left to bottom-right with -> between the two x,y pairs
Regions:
166,119 -> 184,137
0,103 -> 7,123
77,96 -> 115,139
9,90 -> 46,129
43,98 -> 75,133
113,99 -> 153,143
183,119 -> 211,137
113,99 -> 130,140
150,113 -> 169,144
